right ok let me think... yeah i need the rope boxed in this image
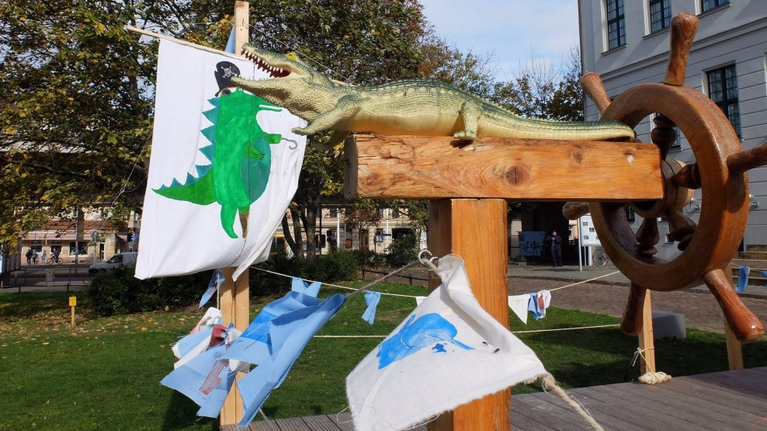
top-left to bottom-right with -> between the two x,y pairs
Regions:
548,271 -> 622,292
542,376 -> 605,431
632,347 -> 672,385
345,261 -> 420,299
251,265 -> 423,299
313,324 -> 621,339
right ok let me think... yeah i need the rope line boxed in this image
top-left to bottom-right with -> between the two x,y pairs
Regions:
548,271 -> 622,292
542,376 -> 605,431
251,266 -> 424,299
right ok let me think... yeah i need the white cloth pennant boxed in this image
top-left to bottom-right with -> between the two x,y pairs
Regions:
347,255 -> 549,431
508,294 -> 531,324
135,39 -> 306,280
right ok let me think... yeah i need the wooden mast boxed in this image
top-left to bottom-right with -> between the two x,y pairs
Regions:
220,1 -> 250,426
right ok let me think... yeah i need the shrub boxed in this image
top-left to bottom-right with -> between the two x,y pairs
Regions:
385,233 -> 419,268
87,267 -> 213,316
250,250 -> 360,296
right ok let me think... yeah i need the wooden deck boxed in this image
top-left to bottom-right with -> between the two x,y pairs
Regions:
225,366 -> 767,431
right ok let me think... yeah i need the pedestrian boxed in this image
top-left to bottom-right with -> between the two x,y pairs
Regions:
25,248 -> 32,265
41,250 -> 47,265
546,230 -> 562,267
32,249 -> 39,265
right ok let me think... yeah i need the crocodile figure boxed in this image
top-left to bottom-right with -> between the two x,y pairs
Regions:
154,86 -> 282,239
232,46 -> 634,149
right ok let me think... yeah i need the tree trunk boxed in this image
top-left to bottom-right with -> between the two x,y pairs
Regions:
303,204 -> 318,258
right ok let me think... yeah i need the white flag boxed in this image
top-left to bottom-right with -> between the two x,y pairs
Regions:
346,255 -> 549,431
136,39 -> 306,280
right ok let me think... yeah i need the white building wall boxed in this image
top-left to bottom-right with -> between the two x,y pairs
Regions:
579,0 -> 767,251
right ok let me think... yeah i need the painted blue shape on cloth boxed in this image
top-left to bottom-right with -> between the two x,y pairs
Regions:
362,291 -> 382,325
199,269 -> 226,309
377,313 -> 472,370
229,293 -> 347,427
160,342 -> 237,418
291,277 -> 321,298
736,266 -> 750,294
223,291 -> 321,365
432,343 -> 446,353
175,328 -> 214,358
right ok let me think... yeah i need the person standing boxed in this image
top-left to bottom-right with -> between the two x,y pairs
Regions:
32,249 -> 39,265
547,230 -> 562,267
25,249 -> 32,265
41,250 -> 48,265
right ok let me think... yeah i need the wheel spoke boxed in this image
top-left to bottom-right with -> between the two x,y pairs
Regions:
670,162 -> 701,189
703,269 -> 764,342
666,207 -> 696,250
581,73 -> 611,114
562,202 -> 590,220
634,217 -> 659,257
651,114 -> 677,160
621,282 -> 648,336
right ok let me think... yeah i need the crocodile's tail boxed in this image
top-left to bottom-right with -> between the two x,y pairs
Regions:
490,117 -> 635,141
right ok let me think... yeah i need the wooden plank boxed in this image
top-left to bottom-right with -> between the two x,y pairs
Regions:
427,199 -> 510,431
691,369 -> 767,397
325,413 -> 356,431
300,415 -> 343,431
634,379 -> 767,426
345,134 -> 662,200
665,373 -> 767,416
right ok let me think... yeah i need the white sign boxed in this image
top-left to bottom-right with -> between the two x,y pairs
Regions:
579,215 -> 601,247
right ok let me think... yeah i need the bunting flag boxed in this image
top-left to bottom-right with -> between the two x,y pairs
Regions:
346,255 -> 549,431
199,270 -> 226,309
736,266 -> 750,293
223,293 -> 346,427
508,294 -> 530,324
362,291 -> 382,325
135,38 -> 306,280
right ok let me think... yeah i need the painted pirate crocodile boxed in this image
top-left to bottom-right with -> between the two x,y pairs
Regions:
232,46 -> 634,149
154,86 -> 282,239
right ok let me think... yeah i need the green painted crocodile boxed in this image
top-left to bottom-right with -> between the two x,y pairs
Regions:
232,46 -> 634,149
154,87 -> 282,239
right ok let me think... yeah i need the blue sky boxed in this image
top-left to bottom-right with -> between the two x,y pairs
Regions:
420,0 -> 580,81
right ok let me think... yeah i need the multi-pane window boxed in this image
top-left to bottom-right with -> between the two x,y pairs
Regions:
606,0 -> 626,50
707,65 -> 741,136
649,0 -> 671,33
701,0 -> 730,13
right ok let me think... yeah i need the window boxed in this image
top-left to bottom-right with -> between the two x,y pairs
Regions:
649,0 -> 671,33
68,242 -> 87,256
707,65 -> 741,136
701,0 -> 729,13
606,0 -> 626,50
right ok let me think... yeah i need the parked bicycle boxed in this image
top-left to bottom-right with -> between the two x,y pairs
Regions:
592,249 -> 610,267
47,256 -> 64,265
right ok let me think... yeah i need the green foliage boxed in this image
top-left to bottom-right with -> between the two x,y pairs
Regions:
250,250 -> 360,295
87,267 -> 213,316
385,232 -> 419,268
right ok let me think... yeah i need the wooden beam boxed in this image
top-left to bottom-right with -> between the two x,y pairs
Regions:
427,199 -> 510,431
724,319 -> 744,370
345,134 -> 662,201
221,1 -> 250,427
638,290 -> 656,375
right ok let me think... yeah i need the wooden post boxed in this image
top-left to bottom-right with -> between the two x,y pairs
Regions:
220,1 -> 250,426
637,290 -> 656,374
427,199 -> 510,431
724,319 -> 744,370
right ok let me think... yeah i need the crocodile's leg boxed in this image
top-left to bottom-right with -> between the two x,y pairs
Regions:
238,206 -> 250,238
313,130 -> 351,151
220,205 -> 239,239
292,95 -> 364,136
454,100 -> 481,140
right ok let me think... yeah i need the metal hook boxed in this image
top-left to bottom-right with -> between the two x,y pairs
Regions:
418,249 -> 439,271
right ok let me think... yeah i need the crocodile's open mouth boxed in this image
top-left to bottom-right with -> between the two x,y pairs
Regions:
241,49 -> 290,78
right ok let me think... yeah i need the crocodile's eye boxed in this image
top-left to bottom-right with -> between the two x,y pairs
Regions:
286,52 -> 298,61
222,89 -> 232,96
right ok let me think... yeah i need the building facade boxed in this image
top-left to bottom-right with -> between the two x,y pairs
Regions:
579,0 -> 767,258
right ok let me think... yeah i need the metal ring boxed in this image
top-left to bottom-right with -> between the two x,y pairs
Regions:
418,249 -> 433,265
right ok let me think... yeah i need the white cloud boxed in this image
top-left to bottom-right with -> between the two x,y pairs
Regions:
421,0 -> 579,80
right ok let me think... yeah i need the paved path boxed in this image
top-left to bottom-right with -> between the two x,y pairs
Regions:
508,263 -> 767,334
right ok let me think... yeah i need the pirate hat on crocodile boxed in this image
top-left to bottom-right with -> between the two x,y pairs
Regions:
214,61 -> 241,96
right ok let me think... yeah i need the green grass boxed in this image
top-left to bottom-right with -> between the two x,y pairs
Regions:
1,285 -> 765,430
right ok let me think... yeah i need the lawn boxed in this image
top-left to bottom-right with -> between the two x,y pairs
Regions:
1,284 -> 765,431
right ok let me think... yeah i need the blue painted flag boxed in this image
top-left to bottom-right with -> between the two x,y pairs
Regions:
736,265 -> 750,293
362,291 -> 381,325
346,255 -> 549,431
